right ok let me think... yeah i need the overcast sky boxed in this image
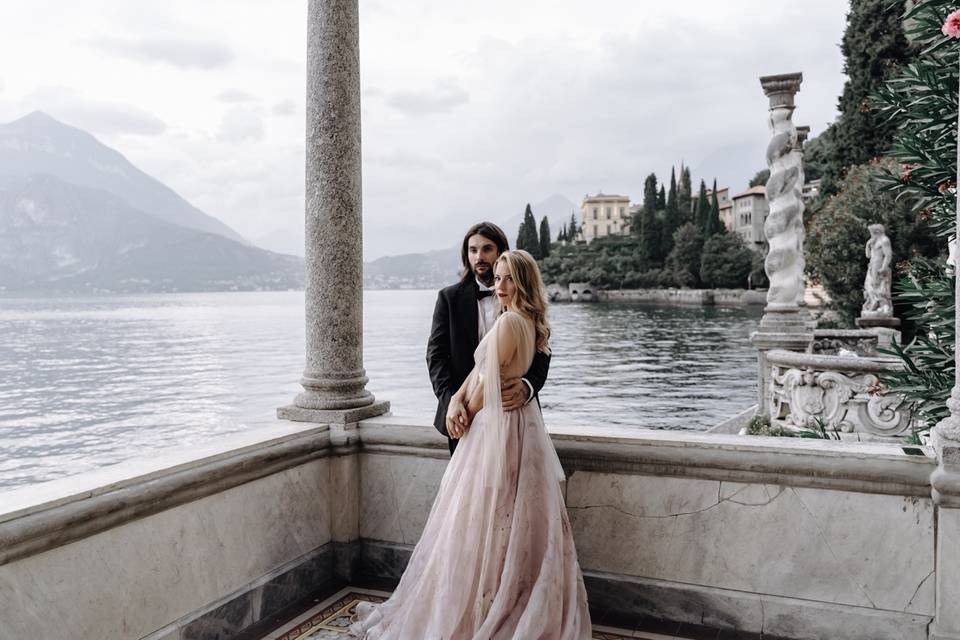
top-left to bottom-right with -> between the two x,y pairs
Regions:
0,0 -> 849,259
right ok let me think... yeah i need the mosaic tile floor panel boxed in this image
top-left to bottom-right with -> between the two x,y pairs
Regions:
261,588 -> 683,640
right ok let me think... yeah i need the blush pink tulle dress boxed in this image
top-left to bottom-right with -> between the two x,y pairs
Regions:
349,311 -> 591,639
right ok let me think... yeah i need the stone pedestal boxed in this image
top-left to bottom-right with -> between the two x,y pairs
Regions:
931,398 -> 960,640
751,72 -> 814,416
932,441 -> 960,640
278,0 -> 388,426
855,316 -> 902,349
752,317 -> 813,415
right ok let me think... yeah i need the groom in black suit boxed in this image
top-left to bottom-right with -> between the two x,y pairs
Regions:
426,222 -> 551,455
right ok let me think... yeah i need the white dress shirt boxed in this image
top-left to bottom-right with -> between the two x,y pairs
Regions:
476,279 -> 497,341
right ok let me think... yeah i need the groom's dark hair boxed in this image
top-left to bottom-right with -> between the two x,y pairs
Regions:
460,222 -> 509,283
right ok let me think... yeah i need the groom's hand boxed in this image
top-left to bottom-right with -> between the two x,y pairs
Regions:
501,378 -> 529,411
446,397 -> 469,439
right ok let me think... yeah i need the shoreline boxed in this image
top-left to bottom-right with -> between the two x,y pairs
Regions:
549,286 -> 769,306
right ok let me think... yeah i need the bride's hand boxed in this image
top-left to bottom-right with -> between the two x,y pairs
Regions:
446,396 -> 470,439
501,378 -> 529,411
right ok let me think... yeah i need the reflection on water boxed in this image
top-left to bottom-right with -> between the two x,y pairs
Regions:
0,290 -> 760,489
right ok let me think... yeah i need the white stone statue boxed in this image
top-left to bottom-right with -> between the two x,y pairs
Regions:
862,223 -> 893,317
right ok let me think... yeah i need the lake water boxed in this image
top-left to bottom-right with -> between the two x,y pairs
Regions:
0,291 -> 761,489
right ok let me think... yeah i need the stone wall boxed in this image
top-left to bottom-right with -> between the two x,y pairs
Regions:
547,286 -> 768,305
602,289 -> 766,305
0,425 -> 336,640
0,417 -> 943,640
357,416 -> 938,640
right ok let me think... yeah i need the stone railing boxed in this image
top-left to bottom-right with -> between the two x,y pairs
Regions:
811,329 -> 880,356
767,349 -> 912,438
1,416 -> 941,640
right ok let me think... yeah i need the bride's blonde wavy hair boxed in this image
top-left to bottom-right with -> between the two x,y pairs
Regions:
495,250 -> 551,354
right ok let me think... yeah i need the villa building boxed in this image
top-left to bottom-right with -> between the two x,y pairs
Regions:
580,193 -> 631,242
732,185 -> 769,249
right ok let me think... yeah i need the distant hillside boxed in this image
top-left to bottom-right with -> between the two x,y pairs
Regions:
361,194 -> 580,289
0,111 -> 248,244
0,174 -> 302,293
364,245 -> 460,289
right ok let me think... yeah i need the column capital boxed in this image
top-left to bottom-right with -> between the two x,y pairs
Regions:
760,72 -> 803,107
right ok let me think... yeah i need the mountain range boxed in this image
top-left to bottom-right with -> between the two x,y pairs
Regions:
0,111 -> 303,293
0,111 -> 581,293
0,112 -> 246,244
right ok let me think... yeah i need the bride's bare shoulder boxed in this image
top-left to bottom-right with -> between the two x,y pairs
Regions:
497,310 -> 531,326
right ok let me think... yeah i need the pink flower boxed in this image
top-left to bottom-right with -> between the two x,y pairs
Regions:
942,10 -> 960,38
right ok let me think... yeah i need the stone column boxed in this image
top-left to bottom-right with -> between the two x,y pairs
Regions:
751,73 -> 814,417
930,56 -> 960,640
279,0 -> 388,426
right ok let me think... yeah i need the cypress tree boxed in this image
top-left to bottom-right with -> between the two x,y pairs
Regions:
695,180 -> 710,229
516,208 -> 528,253
678,166 -> 693,225
657,185 -> 666,210
661,167 -> 680,257
526,205 -> 542,259
516,203 -> 541,258
636,173 -> 663,266
705,179 -> 722,238
539,216 -> 552,258
636,173 -> 658,235
819,0 -> 913,197
557,224 -> 566,243
568,212 -> 579,242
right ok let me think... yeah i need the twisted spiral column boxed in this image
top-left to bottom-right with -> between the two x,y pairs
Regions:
750,73 -> 813,416
761,73 -> 806,310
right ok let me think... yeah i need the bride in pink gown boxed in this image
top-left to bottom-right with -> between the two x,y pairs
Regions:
350,249 -> 591,639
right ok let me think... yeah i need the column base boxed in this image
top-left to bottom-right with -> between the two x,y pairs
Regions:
751,332 -> 814,352
856,315 -> 901,329
277,400 -> 391,425
758,306 -> 815,334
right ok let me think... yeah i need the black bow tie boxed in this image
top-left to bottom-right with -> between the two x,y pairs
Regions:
477,289 -> 493,300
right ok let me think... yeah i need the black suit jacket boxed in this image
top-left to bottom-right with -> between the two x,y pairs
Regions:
426,278 -> 550,454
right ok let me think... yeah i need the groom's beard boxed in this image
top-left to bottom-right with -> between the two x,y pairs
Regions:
475,265 -> 494,287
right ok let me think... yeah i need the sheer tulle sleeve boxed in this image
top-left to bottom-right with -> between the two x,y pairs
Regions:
474,311 -> 536,488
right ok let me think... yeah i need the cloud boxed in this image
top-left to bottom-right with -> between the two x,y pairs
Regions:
384,78 -> 469,115
271,99 -> 296,116
217,88 -> 256,103
216,107 -> 264,143
367,150 -> 443,172
21,86 -> 167,136
353,1 -> 848,258
84,35 -> 234,69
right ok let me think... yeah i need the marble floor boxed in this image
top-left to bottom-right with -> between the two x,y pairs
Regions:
257,587 -> 696,640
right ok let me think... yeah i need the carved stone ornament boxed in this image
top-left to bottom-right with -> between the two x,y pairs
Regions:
767,351 -> 911,437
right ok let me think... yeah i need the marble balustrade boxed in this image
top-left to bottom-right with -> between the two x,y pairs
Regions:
767,349 -> 913,439
0,416 -> 944,640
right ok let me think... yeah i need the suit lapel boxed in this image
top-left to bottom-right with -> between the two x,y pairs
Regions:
458,279 -> 480,355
